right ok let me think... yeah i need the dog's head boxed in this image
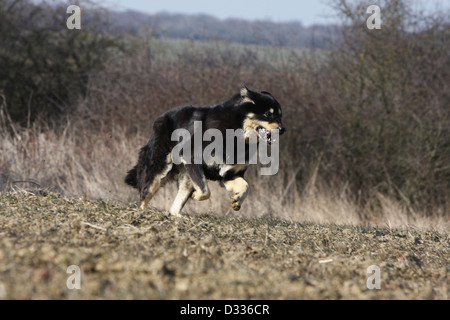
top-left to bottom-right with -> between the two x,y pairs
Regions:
240,86 -> 286,144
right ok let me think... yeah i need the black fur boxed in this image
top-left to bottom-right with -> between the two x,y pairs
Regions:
125,87 -> 285,215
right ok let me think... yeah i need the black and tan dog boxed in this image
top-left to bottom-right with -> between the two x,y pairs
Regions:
125,86 -> 285,216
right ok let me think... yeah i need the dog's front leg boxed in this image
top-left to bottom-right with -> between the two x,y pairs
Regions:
223,177 -> 249,211
169,172 -> 194,217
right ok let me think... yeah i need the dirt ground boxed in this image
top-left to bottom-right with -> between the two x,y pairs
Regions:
0,192 -> 448,300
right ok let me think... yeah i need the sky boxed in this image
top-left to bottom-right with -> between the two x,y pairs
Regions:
98,0 -> 339,26
97,0 -> 448,26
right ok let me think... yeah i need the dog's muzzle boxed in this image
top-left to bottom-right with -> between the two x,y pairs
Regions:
258,125 -> 286,144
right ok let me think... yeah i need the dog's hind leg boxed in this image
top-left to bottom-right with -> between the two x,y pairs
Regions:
140,176 -> 162,210
133,114 -> 175,210
184,164 -> 210,201
169,172 -> 194,217
139,153 -> 173,210
223,177 -> 249,211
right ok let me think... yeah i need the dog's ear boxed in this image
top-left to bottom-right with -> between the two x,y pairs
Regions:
240,86 -> 255,105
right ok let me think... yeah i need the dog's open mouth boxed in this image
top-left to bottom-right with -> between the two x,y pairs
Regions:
258,127 -> 274,144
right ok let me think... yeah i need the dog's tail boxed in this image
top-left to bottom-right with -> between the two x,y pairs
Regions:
124,166 -> 138,188
124,114 -> 173,192
125,143 -> 153,189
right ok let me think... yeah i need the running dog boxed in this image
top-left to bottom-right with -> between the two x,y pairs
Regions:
125,86 -> 285,216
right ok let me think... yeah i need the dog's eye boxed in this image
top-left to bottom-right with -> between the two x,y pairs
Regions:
264,111 -> 271,118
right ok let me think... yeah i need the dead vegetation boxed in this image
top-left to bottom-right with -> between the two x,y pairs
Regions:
0,0 -> 448,300
0,192 -> 448,299
1,0 -> 449,227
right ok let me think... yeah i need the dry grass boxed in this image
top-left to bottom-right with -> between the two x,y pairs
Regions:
1,125 -> 448,231
0,123 -> 137,201
0,191 -> 448,300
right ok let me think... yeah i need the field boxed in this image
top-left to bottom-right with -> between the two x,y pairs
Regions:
1,0 -> 449,301
0,192 -> 448,300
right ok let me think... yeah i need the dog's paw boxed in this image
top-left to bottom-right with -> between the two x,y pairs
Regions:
168,209 -> 182,218
231,200 -> 241,211
192,190 -> 211,201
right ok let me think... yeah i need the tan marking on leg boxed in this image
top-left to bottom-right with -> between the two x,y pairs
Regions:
192,189 -> 210,201
139,178 -> 161,209
139,159 -> 173,210
223,177 -> 249,211
192,183 -> 210,201
191,175 -> 210,201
